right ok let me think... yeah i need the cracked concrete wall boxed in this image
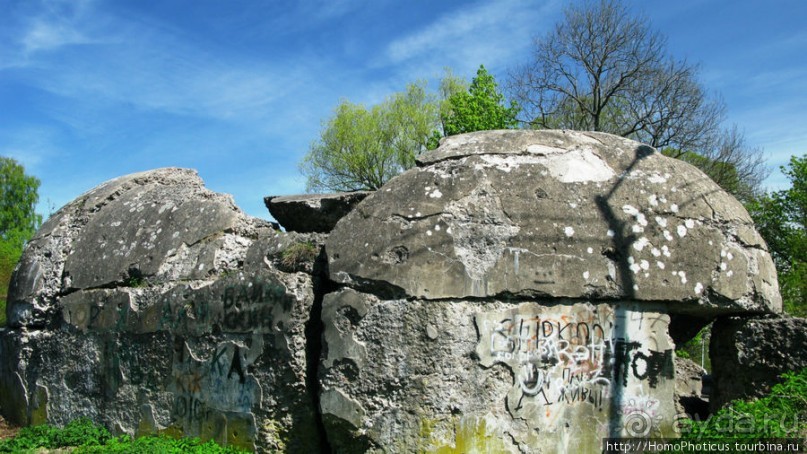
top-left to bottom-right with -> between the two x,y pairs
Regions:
322,130 -> 781,453
320,290 -> 679,453
0,130 -> 783,454
328,130 -> 780,311
1,168 -> 326,453
710,316 -> 807,411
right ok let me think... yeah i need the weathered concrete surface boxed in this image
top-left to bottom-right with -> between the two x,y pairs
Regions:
674,357 -> 708,419
1,131 -> 784,454
1,169 -> 326,452
328,130 -> 781,314
265,191 -> 370,233
8,168 -> 265,329
321,289 -> 677,452
321,130 -> 782,452
710,315 -> 807,411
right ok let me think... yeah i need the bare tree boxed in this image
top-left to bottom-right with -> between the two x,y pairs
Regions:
674,125 -> 768,202
507,0 -> 767,198
508,0 -> 669,131
621,59 -> 724,153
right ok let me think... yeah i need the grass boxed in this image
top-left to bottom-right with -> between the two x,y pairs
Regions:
0,419 -> 246,453
279,241 -> 318,270
0,297 -> 5,327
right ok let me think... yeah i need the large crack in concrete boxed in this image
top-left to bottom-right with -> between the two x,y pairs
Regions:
304,247 -> 336,453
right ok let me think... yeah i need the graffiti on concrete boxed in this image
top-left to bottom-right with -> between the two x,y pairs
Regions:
62,275 -> 292,335
475,302 -> 674,428
57,274 -> 287,449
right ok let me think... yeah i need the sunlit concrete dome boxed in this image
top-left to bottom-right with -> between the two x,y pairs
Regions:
328,129 -> 781,314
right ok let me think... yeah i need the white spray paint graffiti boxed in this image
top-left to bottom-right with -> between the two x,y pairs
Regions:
475,303 -> 675,436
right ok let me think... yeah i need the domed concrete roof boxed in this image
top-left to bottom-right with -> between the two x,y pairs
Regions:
327,130 -> 780,314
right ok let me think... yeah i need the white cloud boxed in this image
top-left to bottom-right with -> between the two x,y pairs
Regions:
0,127 -> 62,172
20,25 -> 312,124
21,19 -> 91,53
16,0 -> 97,54
383,0 -> 561,74
2,0 -> 333,125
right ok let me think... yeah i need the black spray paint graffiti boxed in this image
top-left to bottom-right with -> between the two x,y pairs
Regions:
160,299 -> 211,331
482,311 -> 674,412
173,395 -> 209,422
629,348 -> 674,388
170,340 -> 260,425
220,279 -> 289,332
156,277 -> 290,333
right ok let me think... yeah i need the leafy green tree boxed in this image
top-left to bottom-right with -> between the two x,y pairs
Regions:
0,157 -> 42,325
301,67 -> 520,192
0,157 -> 41,247
747,155 -> 806,315
300,83 -> 438,192
442,65 -> 519,136
427,68 -> 469,149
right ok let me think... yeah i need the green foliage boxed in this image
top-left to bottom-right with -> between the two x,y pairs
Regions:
682,367 -> 807,440
0,419 -> 246,453
0,418 -> 111,451
427,68 -> 469,149
82,434 -> 246,453
674,325 -> 712,372
747,155 -> 807,315
300,67 -> 522,190
0,157 -> 41,327
301,82 -> 438,192
1,236 -> 18,326
123,275 -> 146,288
442,65 -> 519,136
0,157 -> 41,245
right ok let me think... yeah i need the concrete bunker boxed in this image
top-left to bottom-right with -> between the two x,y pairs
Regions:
1,130 -> 783,453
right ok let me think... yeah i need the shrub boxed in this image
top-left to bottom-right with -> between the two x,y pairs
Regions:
0,417 -> 111,451
0,419 -> 246,453
83,434 -> 247,453
682,367 -> 807,441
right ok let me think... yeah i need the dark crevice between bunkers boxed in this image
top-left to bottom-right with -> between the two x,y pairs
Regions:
304,246 -> 336,453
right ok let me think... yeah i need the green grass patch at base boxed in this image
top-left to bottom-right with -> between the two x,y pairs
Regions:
0,418 -> 246,453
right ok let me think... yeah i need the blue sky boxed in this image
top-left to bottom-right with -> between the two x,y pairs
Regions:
2,0 -> 806,220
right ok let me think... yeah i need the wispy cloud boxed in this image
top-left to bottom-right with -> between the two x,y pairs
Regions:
21,18 -> 90,54
383,0 -> 561,75
16,0 -> 97,54
0,126 -> 61,172
8,6 -> 317,125
41,57 -> 303,121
